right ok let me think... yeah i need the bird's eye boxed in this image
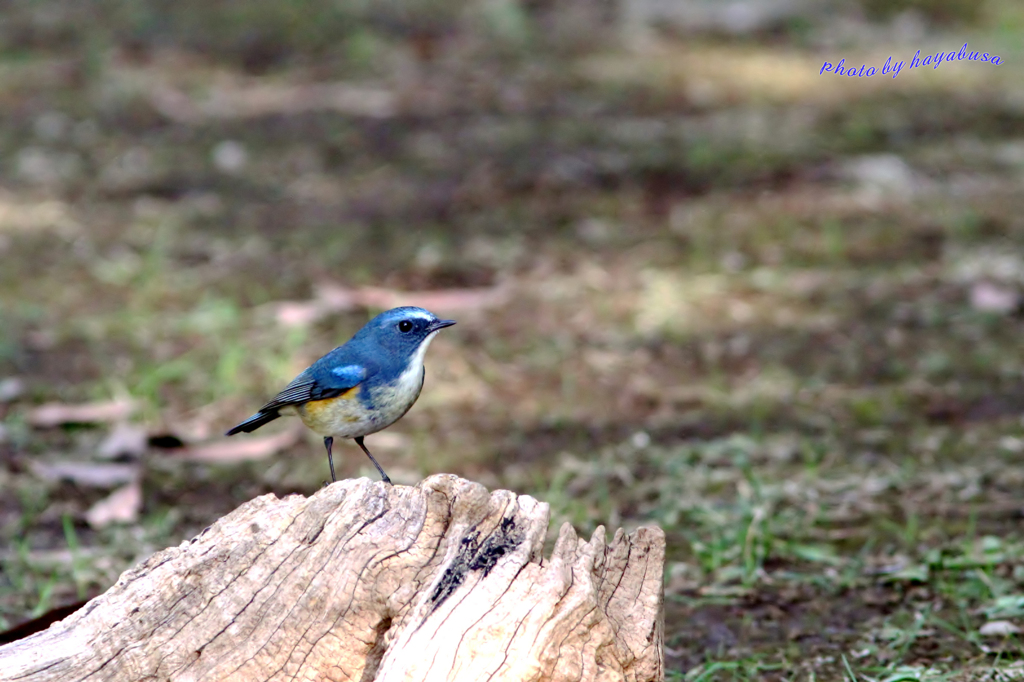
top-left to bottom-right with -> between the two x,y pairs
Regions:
398,320 -> 414,333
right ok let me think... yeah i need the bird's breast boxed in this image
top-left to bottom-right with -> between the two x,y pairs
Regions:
367,360 -> 425,428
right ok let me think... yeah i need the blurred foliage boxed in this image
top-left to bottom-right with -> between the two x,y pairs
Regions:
860,0 -> 985,24
0,0 -> 612,72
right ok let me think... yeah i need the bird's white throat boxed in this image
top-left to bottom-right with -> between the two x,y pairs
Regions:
396,330 -> 439,391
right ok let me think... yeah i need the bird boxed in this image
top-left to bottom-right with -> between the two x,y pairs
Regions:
226,306 -> 455,484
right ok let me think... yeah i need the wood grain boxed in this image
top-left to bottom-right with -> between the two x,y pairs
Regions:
0,474 -> 664,681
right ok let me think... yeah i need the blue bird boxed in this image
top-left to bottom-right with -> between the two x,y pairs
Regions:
226,307 -> 456,484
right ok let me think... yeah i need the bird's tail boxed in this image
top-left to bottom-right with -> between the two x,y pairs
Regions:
225,410 -> 280,436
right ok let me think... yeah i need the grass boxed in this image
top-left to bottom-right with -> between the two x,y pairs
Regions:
1,0 -> 1024,678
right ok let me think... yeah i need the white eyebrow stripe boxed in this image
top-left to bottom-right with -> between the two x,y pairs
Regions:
401,311 -> 434,321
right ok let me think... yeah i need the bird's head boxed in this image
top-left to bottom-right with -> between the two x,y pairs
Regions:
358,307 -> 456,362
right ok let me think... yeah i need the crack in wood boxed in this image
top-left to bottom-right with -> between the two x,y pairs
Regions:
428,516 -> 524,613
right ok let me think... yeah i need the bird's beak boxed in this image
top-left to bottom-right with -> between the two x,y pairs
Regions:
426,318 -> 456,333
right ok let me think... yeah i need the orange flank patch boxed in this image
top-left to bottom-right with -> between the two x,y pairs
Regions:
303,387 -> 359,417
301,398 -> 332,422
298,387 -> 365,435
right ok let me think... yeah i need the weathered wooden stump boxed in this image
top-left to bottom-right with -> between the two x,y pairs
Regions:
0,474 -> 664,681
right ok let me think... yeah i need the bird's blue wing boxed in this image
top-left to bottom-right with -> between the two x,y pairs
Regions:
257,363 -> 368,411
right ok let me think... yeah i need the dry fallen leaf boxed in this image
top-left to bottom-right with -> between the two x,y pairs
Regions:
85,481 -> 142,528
979,620 -> 1021,637
273,301 -> 325,327
363,431 -> 410,452
179,427 -> 302,463
97,423 -> 149,459
274,283 -> 508,327
312,282 -> 362,310
354,285 -> 509,313
149,81 -> 396,123
27,399 -> 135,427
970,281 -> 1019,314
0,377 -> 25,402
28,460 -> 140,487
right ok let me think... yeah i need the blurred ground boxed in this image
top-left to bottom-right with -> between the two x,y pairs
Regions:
1,0 -> 1024,678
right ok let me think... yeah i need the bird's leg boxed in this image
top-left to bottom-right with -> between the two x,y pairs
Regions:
324,436 -> 336,483
355,436 -> 392,484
